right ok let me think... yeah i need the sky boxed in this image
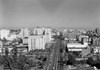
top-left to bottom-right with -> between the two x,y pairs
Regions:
0,0 -> 100,29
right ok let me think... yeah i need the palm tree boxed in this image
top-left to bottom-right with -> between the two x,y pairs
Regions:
94,28 -> 100,34
5,47 -> 9,57
11,45 -> 17,63
1,48 -> 3,56
4,47 -> 14,70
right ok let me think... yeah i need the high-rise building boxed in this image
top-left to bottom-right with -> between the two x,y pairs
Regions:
20,28 -> 30,38
0,41 -> 3,53
33,27 -> 53,41
19,28 -> 30,44
45,28 -> 52,42
33,27 -> 45,35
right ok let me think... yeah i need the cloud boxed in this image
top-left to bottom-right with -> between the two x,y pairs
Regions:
1,0 -> 100,28
39,0 -> 65,14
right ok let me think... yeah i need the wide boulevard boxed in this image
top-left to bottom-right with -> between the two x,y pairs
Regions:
45,39 -> 64,70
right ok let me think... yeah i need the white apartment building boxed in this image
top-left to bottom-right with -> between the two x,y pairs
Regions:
20,28 -> 30,38
0,29 -> 10,39
33,27 -> 45,35
0,41 -> 3,48
28,35 -> 46,51
78,35 -> 89,42
0,41 -> 3,53
0,29 -> 18,41
8,34 -> 17,41
23,37 -> 28,45
34,27 -> 52,34
45,28 -> 53,42
33,27 -> 53,41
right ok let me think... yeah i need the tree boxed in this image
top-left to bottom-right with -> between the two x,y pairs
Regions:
2,37 -> 7,43
1,48 -> 4,56
17,37 -> 23,44
17,55 -> 29,70
87,55 -> 100,69
12,45 -> 17,62
67,53 -> 76,65
5,47 -> 9,57
28,60 -> 36,67
65,46 -> 68,53
73,51 -> 81,57
3,55 -> 14,70
0,55 -> 4,65
16,55 -> 34,70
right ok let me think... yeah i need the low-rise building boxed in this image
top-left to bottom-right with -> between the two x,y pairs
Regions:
67,43 -> 89,51
91,46 -> 100,54
67,32 -> 77,41
0,29 -> 10,40
78,35 -> 89,46
78,35 -> 89,42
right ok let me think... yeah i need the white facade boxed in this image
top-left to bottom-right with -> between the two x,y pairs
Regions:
8,34 -> 17,41
69,49 -> 82,51
28,35 -> 46,51
67,43 -> 88,48
0,29 -> 18,41
79,35 -> 89,42
93,47 -> 100,54
0,41 -> 3,48
33,27 -> 45,35
45,28 -> 52,41
0,29 -> 10,39
23,37 -> 28,44
0,41 -> 3,53
78,35 -> 89,46
33,27 -> 53,42
67,43 -> 88,51
33,27 -> 52,35
20,28 -> 29,38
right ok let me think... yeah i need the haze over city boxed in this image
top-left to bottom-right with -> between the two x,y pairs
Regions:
0,0 -> 100,29
1,0 -> 100,70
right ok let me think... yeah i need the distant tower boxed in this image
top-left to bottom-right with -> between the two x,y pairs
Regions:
81,38 -> 84,44
94,28 -> 100,34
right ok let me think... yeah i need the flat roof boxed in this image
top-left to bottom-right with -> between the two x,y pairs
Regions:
67,43 -> 87,48
67,43 -> 82,45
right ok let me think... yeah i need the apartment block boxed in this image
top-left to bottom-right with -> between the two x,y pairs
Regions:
20,28 -> 30,38
0,29 -> 10,39
28,35 -> 46,51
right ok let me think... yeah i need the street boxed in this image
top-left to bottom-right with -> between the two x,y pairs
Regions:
45,39 -> 64,70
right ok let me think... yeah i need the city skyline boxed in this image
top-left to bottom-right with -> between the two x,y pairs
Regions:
0,0 -> 100,29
